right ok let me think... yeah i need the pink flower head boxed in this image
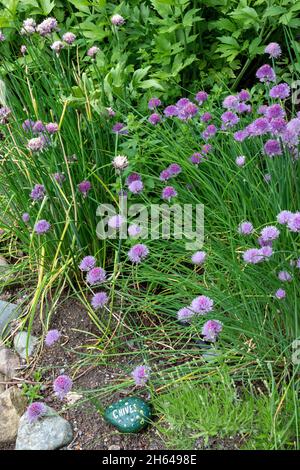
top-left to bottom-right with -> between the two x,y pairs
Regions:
191,251 -> 206,265
242,248 -> 264,264
288,212 -> 300,232
159,169 -> 172,181
36,17 -> 58,36
128,180 -> 144,194
177,307 -> 194,323
201,112 -> 212,123
50,41 -> 64,54
30,184 -> 45,201
236,155 -> 246,167
264,139 -> 282,157
45,329 -> 61,347
26,402 -> 46,423
131,365 -> 150,386
190,295 -> 214,315
79,255 -> 96,272
148,113 -> 161,125
269,83 -> 290,100
265,42 -> 281,59
202,319 -> 223,342
78,180 -> 91,196
34,220 -> 51,235
108,214 -> 125,229
162,186 -> 177,201
128,224 -> 142,238
112,122 -> 128,134
63,32 -> 76,44
256,64 -> 276,83
111,14 -> 125,26
22,213 -> 30,223
128,243 -> 149,263
275,288 -> 286,300
126,172 -> 141,186
260,225 -> 280,242
91,292 -> 108,309
86,267 -> 106,285
189,152 -> 204,165
53,375 -> 73,400
168,163 -> 181,176
277,210 -> 293,225
164,105 -> 178,117
148,97 -> 161,110
87,46 -> 100,57
238,221 -> 253,235
278,271 -> 292,282
46,122 -> 59,134
27,136 -> 46,152
195,91 -> 208,105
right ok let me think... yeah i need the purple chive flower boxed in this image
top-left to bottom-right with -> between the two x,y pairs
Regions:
53,375 -> 73,400
201,112 -> 212,123
191,251 -> 206,265
148,97 -> 161,109
238,89 -> 251,102
264,173 -> 272,183
86,267 -> 106,285
269,83 -> 290,100
260,225 -> 280,242
277,210 -> 293,225
202,319 -> 223,342
27,136 -> 46,152
256,64 -> 276,83
177,307 -> 194,322
278,271 -> 292,282
189,152 -> 204,165
243,248 -> 264,264
234,129 -> 249,142
128,224 -> 142,237
78,180 -> 91,196
30,184 -> 45,201
22,119 -> 35,132
53,172 -> 65,185
22,212 -> 30,223
148,113 -> 161,125
45,329 -> 61,347
168,163 -> 182,176
162,186 -> 177,201
221,111 -> 239,129
131,365 -> 150,386
112,155 -> 129,170
177,101 -> 198,121
238,221 -> 253,235
202,144 -> 212,154
126,172 -> 141,185
195,91 -> 208,104
288,212 -> 300,232
223,95 -> 239,110
112,122 -> 128,134
26,402 -> 46,423
235,155 -> 246,167
51,41 -> 64,54
236,103 -> 251,114
111,14 -> 125,26
164,105 -> 178,117
108,214 -> 125,229
32,121 -> 45,134
20,45 -> 27,55
202,124 -> 217,140
62,32 -> 76,44
128,243 -> 149,263
260,246 -> 273,258
128,180 -> 144,194
265,104 -> 285,120
87,46 -> 100,57
36,17 -> 58,36
21,18 -> 36,35
190,295 -> 214,315
79,256 -> 96,272
91,292 -> 108,309
269,118 -> 286,135
264,139 -> 282,157
34,220 -> 51,235
248,117 -> 269,136
159,169 -> 172,181
265,42 -> 282,59
275,288 -> 286,300
46,122 -> 59,134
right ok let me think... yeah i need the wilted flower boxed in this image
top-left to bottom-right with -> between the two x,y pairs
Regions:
34,220 -> 51,235
91,292 -> 108,309
191,251 -> 206,265
62,32 -> 76,44
190,295 -> 214,315
112,154 -> 128,170
278,271 -> 292,282
20,45 -> 27,55
45,329 -> 61,347
265,42 -> 282,59
46,122 -> 59,134
30,184 -> 45,201
78,180 -> 91,197
53,172 -> 65,185
0,106 -> 11,124
86,267 -> 106,285
26,402 -> 46,423
22,213 -> 30,223
162,186 -> 177,201
238,221 -> 253,235
131,365 -> 150,386
79,255 -> 96,272
108,214 -> 125,230
128,243 -> 149,263
37,17 -> 58,36
0,31 -> 6,41
53,375 -> 73,400
111,14 -> 125,26
21,18 -> 36,35
202,319 -> 223,342
87,46 -> 100,57
27,136 -> 46,152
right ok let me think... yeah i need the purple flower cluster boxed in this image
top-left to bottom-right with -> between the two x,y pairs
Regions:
128,243 -> 149,263
53,375 -> 73,400
26,402 -> 46,423
202,320 -> 223,342
45,329 -> 61,347
86,267 -> 106,285
131,365 -> 151,386
36,17 -> 58,36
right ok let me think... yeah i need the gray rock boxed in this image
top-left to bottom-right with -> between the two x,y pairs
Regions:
0,387 -> 27,443
0,372 -> 5,393
0,299 -> 20,338
16,405 -> 73,450
14,331 -> 38,359
0,256 -> 10,282
0,345 -> 20,379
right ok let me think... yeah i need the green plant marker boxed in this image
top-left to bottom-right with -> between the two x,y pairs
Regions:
104,397 -> 152,433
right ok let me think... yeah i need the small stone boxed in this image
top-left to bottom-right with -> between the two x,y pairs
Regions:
104,397 -> 152,433
16,405 -> 73,450
108,444 -> 121,450
14,331 -> 38,359
0,387 -> 27,443
0,256 -> 10,280
0,372 -> 6,393
0,299 -> 20,338
0,345 -> 20,378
